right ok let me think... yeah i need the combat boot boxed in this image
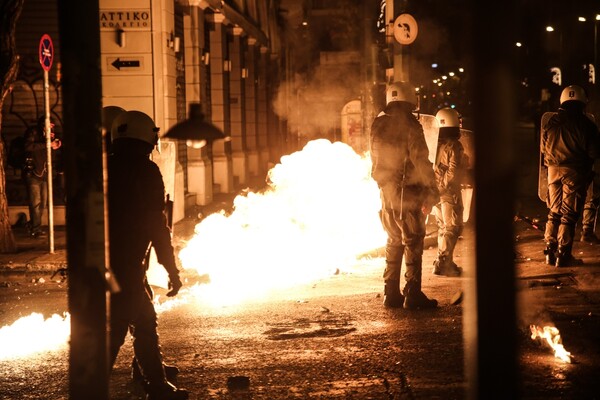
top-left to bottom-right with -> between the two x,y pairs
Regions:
580,229 -> 600,244
145,381 -> 189,400
132,358 -> 179,384
433,257 -> 462,277
432,258 -> 443,275
543,244 -> 557,265
403,283 -> 438,310
443,261 -> 463,277
555,247 -> 583,268
383,280 -> 404,308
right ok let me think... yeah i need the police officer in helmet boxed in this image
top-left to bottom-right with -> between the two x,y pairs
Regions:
541,85 -> 600,267
432,107 -> 468,277
370,81 -> 439,309
108,110 -> 188,400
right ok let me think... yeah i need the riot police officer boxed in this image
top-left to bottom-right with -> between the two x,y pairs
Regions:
370,81 -> 439,309
541,85 -> 600,267
432,107 -> 469,277
108,110 -> 188,400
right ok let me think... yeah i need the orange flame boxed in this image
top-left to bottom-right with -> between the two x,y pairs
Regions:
0,313 -> 70,360
530,324 -> 572,363
0,139 -> 387,358
0,293 -> 186,361
178,139 -> 386,306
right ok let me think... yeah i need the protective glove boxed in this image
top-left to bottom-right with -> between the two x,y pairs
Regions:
421,203 -> 432,216
166,272 -> 183,297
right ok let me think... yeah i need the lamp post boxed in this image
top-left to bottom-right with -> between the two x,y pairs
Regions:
577,14 -> 600,85
595,14 -> 599,82
163,103 -> 229,192
164,103 -> 227,146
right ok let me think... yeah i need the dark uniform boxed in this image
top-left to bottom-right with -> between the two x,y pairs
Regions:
370,89 -> 439,309
23,118 -> 61,238
541,88 -> 600,267
108,110 -> 188,400
581,175 -> 600,242
432,126 -> 468,276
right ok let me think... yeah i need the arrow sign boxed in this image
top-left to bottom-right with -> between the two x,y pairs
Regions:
111,58 -> 141,70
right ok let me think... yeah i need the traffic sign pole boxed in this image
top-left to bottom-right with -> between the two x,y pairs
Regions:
39,34 -> 55,253
44,70 -> 54,254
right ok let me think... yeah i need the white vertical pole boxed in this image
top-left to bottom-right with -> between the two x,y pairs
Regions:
43,69 -> 54,253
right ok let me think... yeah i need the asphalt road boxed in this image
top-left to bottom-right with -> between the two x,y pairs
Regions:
0,122 -> 599,399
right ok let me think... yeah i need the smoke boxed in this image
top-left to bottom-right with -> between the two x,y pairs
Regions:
273,67 -> 361,142
517,286 -> 552,328
272,0 -> 364,142
272,1 -> 473,137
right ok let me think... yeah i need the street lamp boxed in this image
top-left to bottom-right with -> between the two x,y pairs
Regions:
577,14 -> 600,85
164,103 -> 228,148
594,14 -> 600,84
164,103 -> 229,193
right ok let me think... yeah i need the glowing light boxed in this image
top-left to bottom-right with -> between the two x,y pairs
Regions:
578,16 -> 586,22
546,26 -> 555,32
186,139 -> 207,149
0,313 -> 70,360
432,63 -> 438,68
179,139 -> 386,306
530,324 -> 572,363
458,68 -> 464,73
516,42 -> 522,47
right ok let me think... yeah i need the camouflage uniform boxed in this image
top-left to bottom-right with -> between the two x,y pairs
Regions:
541,103 -> 600,266
432,128 -> 469,276
370,102 -> 439,308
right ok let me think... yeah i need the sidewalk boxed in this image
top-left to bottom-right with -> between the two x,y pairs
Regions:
0,225 -> 67,273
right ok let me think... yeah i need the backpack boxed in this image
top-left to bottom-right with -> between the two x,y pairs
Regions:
7,136 -> 26,170
7,132 -> 35,173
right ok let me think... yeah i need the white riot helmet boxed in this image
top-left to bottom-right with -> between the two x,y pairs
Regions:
111,110 -> 159,146
560,85 -> 588,105
435,107 -> 461,128
386,81 -> 417,107
102,106 -> 125,132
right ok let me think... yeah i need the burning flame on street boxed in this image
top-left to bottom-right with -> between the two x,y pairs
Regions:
0,139 -> 386,359
530,324 -> 572,363
0,313 -> 70,360
179,139 -> 386,305
0,294 -> 189,360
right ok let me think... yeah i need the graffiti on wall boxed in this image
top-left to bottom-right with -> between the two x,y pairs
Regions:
1,54 -> 64,206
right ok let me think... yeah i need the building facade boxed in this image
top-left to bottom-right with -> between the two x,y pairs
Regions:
2,0 -> 291,224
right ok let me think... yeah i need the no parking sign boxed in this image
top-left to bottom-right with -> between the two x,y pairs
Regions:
38,33 -> 56,252
39,34 -> 54,71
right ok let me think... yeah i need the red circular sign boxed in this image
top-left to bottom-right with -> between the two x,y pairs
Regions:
39,34 -> 54,72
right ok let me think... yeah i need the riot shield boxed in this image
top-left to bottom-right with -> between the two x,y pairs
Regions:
416,113 -> 439,164
583,113 -> 600,231
417,114 -> 439,234
460,129 -> 475,223
538,111 -> 556,202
